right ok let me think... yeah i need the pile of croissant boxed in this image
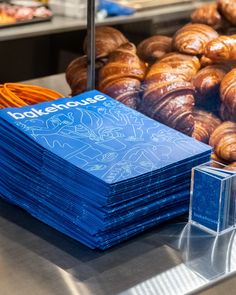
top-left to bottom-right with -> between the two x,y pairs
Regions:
65,0 -> 236,168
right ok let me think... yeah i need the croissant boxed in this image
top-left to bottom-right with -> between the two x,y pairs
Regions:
173,23 -> 218,55
209,121 -> 236,162
83,26 -> 128,58
159,52 -> 200,78
137,35 -> 172,64
200,55 -> 214,67
192,64 -> 231,104
65,55 -> 87,95
218,0 -> 236,26
192,109 -> 222,143
220,68 -> 236,116
143,89 -> 195,135
146,52 -> 200,86
99,43 -> 146,109
220,104 -> 236,122
205,35 -> 236,61
65,55 -> 107,96
144,53 -> 200,87
142,53 -> 199,135
225,162 -> 236,170
211,152 -> 229,165
191,3 -> 224,30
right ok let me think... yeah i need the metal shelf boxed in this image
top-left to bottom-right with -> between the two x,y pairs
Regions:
0,1 -> 206,41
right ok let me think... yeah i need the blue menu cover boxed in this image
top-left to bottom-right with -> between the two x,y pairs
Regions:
0,90 -> 211,185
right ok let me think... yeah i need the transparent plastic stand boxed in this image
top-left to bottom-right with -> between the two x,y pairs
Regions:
189,161 -> 236,235
177,222 -> 236,281
156,161 -> 236,282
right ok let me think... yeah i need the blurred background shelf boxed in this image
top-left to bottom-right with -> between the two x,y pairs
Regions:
0,2 -> 206,41
0,1 -> 209,83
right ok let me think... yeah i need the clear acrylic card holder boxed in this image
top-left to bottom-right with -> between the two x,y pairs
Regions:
189,161 -> 236,235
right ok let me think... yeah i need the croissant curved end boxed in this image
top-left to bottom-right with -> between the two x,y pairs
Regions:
178,40 -> 202,55
205,40 -> 230,60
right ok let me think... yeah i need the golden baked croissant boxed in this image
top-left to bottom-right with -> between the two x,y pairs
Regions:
220,68 -> 236,116
192,64 -> 231,104
142,53 -> 200,135
99,43 -> 146,109
220,103 -> 236,122
218,0 -> 236,26
65,55 -> 88,95
205,35 -> 236,61
65,55 -> 107,96
144,53 -> 200,87
142,85 -> 195,135
211,152 -> 228,165
225,162 -> 236,170
199,55 -> 214,67
173,23 -> 218,55
192,109 -> 222,143
83,26 -> 128,58
191,3 -> 224,30
137,35 -> 172,63
159,52 -> 200,79
209,121 -> 236,162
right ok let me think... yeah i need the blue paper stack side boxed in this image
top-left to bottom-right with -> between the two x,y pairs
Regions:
0,90 -> 212,249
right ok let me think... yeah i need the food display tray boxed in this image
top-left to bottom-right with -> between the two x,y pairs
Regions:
0,16 -> 52,29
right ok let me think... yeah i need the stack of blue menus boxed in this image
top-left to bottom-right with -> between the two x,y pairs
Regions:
0,90 -> 212,249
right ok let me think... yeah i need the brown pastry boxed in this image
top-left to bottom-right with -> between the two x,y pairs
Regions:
65,55 -> 87,95
209,121 -> 236,162
137,35 -> 172,64
205,35 -> 236,61
99,43 -> 146,109
192,64 -> 231,104
159,52 -> 200,78
146,52 -> 200,84
142,53 -> 199,135
211,153 -> 229,165
220,103 -> 236,122
65,55 -> 107,96
173,23 -> 218,55
146,90 -> 195,135
144,53 -> 200,86
83,26 -> 128,58
200,55 -> 214,67
225,162 -> 236,170
100,78 -> 141,108
218,0 -> 236,26
220,68 -> 236,116
191,3 -> 224,30
192,109 -> 222,143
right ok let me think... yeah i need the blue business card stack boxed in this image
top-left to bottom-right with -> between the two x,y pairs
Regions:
0,90 -> 212,249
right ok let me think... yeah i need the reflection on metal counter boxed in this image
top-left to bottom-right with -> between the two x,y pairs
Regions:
2,192 -> 236,295
120,223 -> 236,295
178,224 -> 236,281
0,199 -> 206,295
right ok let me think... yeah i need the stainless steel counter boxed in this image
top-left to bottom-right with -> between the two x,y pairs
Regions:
23,73 -> 70,96
1,73 -> 236,295
0,2 -> 204,42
